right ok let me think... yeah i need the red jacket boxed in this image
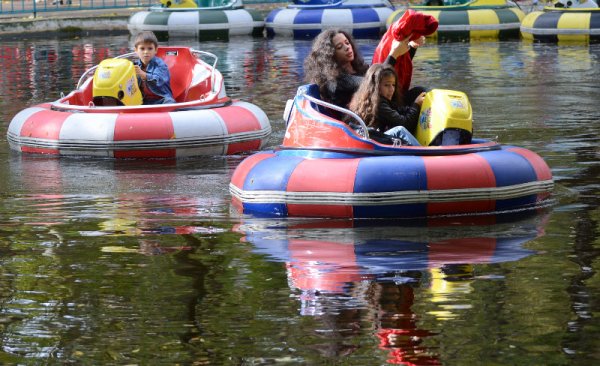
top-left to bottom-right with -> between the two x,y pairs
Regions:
372,10 -> 438,93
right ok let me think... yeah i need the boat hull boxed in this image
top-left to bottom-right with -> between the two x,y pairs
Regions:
127,8 -> 265,40
230,146 -> 553,218
387,5 -> 524,41
7,101 -> 270,159
265,0 -> 394,39
521,8 -> 600,43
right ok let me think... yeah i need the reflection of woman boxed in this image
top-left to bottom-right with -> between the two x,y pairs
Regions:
372,281 -> 441,365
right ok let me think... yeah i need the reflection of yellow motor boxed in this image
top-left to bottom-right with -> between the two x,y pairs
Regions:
92,58 -> 142,106
160,0 -> 198,8
428,266 -> 474,320
415,89 -> 473,146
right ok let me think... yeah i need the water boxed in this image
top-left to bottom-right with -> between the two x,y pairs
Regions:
0,35 -> 599,365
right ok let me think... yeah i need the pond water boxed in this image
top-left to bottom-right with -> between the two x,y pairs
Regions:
0,35 -> 599,365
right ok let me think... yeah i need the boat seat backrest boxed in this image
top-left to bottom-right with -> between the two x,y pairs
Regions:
157,47 -> 197,103
297,84 -> 327,113
297,83 -> 342,119
297,84 -> 320,99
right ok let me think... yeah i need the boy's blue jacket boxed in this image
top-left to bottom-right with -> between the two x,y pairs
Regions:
134,57 -> 175,103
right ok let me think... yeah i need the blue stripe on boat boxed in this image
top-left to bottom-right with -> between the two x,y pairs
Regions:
293,9 -> 324,24
242,155 -> 304,191
353,155 -> 428,218
352,8 -> 379,23
479,148 -> 538,211
265,8 -> 282,23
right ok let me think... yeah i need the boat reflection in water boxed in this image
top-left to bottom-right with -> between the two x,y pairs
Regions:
237,212 -> 549,363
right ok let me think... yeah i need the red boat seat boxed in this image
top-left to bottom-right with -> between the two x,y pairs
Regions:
157,47 -> 208,103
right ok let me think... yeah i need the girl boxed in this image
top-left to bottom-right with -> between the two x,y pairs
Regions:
348,63 -> 426,146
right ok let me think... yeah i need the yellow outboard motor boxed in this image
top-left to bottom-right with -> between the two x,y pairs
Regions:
160,0 -> 198,8
415,89 -> 473,146
92,58 -> 142,107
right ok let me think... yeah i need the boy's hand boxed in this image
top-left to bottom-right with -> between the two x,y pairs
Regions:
134,65 -> 146,80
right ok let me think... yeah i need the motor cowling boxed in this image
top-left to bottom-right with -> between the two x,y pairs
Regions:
415,89 -> 473,146
160,0 -> 198,8
92,58 -> 142,107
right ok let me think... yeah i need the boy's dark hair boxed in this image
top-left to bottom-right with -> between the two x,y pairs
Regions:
134,31 -> 158,48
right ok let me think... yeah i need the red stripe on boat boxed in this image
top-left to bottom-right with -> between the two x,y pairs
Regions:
424,154 -> 496,215
19,109 -> 67,155
218,105 -> 261,134
217,105 -> 262,154
113,112 -> 176,158
230,152 -> 276,189
21,146 -> 60,155
114,112 -> 175,141
286,158 -> 359,217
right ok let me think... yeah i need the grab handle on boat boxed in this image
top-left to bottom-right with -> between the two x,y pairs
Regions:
191,49 -> 218,94
300,93 -> 370,139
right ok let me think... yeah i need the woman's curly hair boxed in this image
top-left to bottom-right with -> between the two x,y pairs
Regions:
303,29 -> 368,102
348,64 -> 402,128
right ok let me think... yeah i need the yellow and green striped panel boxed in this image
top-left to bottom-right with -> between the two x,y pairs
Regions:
386,7 -> 524,42
521,9 -> 600,43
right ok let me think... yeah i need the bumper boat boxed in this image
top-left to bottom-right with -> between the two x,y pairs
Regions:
265,0 -> 395,39
7,47 -> 270,159
386,0 -> 525,42
127,0 -> 264,40
521,1 -> 600,43
229,84 -> 553,219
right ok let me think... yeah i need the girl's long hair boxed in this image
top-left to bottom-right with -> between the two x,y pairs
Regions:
303,29 -> 368,102
349,64 -> 401,127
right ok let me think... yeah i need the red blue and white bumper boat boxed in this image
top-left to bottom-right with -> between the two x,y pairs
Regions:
265,0 -> 395,39
230,84 -> 553,218
7,47 -> 270,159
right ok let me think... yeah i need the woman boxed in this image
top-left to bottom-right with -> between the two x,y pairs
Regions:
303,29 -> 423,109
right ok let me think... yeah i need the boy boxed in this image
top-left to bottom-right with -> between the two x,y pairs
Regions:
133,31 -> 175,105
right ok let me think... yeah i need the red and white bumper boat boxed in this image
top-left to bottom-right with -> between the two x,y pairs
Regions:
7,47 -> 270,159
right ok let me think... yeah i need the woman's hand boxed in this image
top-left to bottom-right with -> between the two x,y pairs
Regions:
389,34 -> 412,59
409,36 -> 426,49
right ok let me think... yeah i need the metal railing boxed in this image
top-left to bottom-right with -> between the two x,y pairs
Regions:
0,0 -> 288,16
0,1 -> 153,16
